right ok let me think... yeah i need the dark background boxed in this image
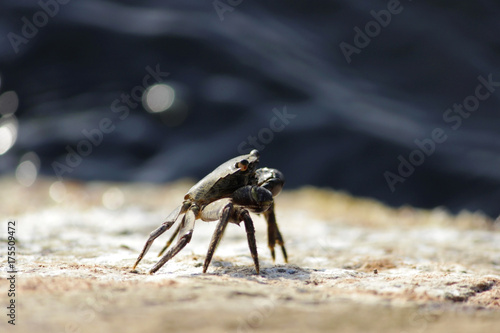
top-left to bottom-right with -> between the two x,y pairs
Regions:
1,0 -> 500,217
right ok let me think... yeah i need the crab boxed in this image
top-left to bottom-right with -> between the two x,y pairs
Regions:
132,149 -> 287,274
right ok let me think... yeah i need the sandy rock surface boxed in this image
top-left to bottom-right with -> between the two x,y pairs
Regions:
1,177 -> 499,332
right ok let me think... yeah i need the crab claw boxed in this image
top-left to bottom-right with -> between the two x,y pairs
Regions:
255,168 -> 285,197
232,185 -> 273,213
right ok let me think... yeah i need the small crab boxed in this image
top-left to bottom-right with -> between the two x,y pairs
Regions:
132,149 -> 287,274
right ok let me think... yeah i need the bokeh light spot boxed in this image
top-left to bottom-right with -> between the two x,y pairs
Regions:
49,181 -> 67,203
143,84 -> 175,113
15,152 -> 40,187
0,91 -> 19,115
102,187 -> 125,210
0,115 -> 18,155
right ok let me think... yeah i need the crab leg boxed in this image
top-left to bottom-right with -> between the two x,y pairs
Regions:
241,210 -> 260,274
157,223 -> 182,257
200,200 -> 260,274
202,203 -> 232,273
132,203 -> 187,270
264,202 -> 288,263
149,206 -> 197,274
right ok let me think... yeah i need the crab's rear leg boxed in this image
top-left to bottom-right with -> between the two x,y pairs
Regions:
132,203 -> 188,270
149,206 -> 197,274
157,223 -> 182,257
264,202 -> 288,263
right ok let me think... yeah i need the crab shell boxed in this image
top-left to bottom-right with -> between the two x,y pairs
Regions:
184,150 -> 260,205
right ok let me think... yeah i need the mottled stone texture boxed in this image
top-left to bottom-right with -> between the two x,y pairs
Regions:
1,178 -> 499,332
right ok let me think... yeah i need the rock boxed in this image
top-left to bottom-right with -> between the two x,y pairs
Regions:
1,177 -> 499,332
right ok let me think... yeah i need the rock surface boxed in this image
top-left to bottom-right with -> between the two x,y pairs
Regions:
1,177 -> 499,332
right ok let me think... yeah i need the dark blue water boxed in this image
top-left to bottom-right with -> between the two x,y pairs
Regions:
1,1 -> 500,217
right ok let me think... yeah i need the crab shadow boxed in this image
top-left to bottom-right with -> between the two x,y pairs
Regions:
190,260 -> 312,282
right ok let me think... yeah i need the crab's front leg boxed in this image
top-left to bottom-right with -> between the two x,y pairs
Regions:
264,202 -> 288,263
231,184 -> 289,265
200,199 -> 260,274
240,209 -> 260,274
253,168 -> 287,263
201,201 -> 233,273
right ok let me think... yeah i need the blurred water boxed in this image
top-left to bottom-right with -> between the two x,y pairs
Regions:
1,0 -> 500,216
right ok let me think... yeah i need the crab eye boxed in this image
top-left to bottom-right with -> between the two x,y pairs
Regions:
236,159 -> 249,171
